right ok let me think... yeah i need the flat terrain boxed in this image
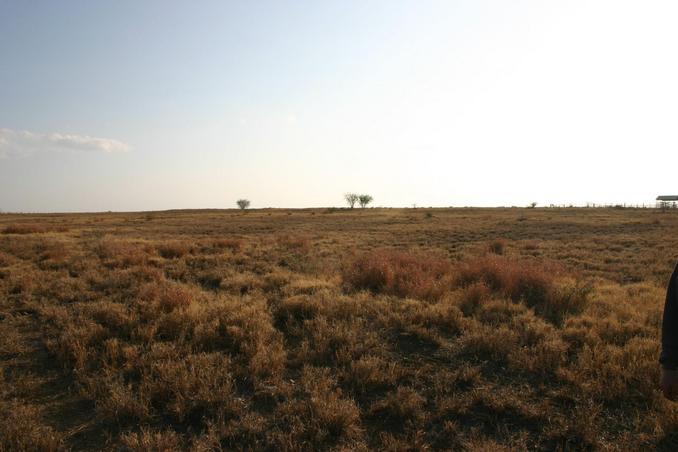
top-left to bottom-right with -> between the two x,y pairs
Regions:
1,207 -> 677,450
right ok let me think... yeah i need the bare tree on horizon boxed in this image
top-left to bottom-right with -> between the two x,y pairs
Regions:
344,193 -> 359,209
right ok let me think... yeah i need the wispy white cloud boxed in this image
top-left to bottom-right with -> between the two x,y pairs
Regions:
0,128 -> 130,158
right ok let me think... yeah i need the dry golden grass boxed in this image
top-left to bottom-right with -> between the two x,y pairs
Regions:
2,223 -> 69,234
0,207 -> 677,450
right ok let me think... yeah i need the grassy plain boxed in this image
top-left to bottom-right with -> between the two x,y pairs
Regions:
1,207 -> 677,451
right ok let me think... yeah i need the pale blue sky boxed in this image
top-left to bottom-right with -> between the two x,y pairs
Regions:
1,1 -> 677,212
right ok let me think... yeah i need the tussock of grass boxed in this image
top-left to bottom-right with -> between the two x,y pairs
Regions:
97,237 -> 149,267
369,386 -> 426,425
156,241 -> 191,259
342,249 -> 454,300
120,429 -> 182,452
210,237 -> 243,252
139,281 -> 193,313
0,399 -> 63,451
343,355 -> 401,394
488,238 -> 508,255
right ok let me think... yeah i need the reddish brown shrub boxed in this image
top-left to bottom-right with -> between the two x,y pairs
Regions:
460,281 -> 493,315
522,240 -> 540,251
342,249 -> 455,301
456,255 -> 586,322
457,255 -> 556,305
457,255 -> 506,293
157,241 -> 191,259
488,238 -> 507,255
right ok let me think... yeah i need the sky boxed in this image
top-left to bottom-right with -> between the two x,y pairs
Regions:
1,0 -> 677,212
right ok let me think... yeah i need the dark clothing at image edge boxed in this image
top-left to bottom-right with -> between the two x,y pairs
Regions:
661,261 -> 678,370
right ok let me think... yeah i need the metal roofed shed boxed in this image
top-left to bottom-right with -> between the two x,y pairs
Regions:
657,195 -> 678,210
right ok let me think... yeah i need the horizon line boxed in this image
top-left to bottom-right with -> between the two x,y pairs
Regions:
0,203 -> 669,216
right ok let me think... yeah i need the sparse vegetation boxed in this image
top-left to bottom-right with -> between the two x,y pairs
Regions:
358,194 -> 373,208
344,193 -> 359,209
0,207 -> 675,450
2,223 -> 69,234
236,199 -> 251,210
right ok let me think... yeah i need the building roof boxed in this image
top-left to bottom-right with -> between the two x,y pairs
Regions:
657,195 -> 678,201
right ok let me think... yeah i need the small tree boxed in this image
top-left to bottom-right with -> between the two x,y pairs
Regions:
358,194 -> 373,208
236,199 -> 250,210
344,193 -> 359,209
528,202 -> 537,209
